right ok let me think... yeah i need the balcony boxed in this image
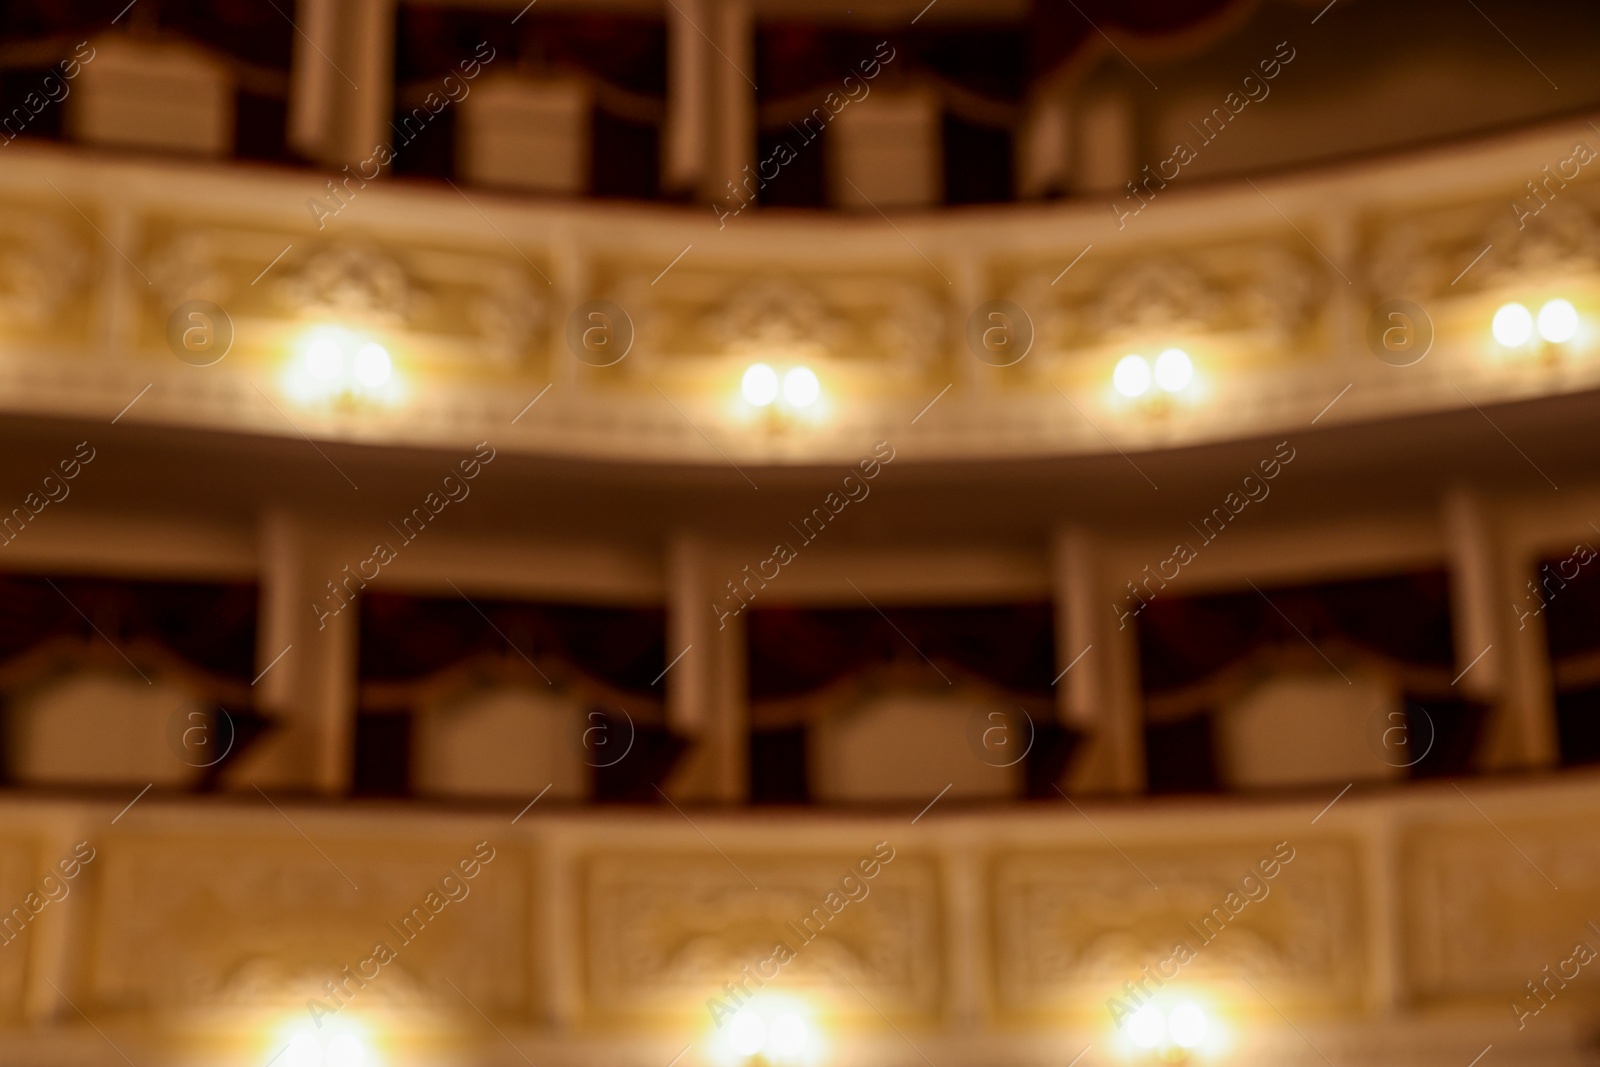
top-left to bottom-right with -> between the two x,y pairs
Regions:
2,114 -> 1600,470
0,771 -> 1591,1066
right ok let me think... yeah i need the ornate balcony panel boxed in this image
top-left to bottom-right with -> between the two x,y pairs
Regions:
0,772 -> 1594,1065
0,119 -> 1599,470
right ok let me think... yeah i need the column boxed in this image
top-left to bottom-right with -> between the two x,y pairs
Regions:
1052,527 -> 1146,793
666,534 -> 712,741
287,0 -> 395,166
287,0 -> 339,162
664,0 -> 712,197
344,0 -> 396,162
711,0 -> 755,201
664,535 -> 748,801
222,510 -> 357,794
20,818 -> 98,1025
709,606 -> 750,800
1017,90 -> 1070,199
1073,91 -> 1132,194
1442,489 -> 1557,769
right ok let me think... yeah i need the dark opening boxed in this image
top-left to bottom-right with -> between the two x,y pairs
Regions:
754,127 -> 827,207
943,115 -> 1012,205
1537,541 -> 1600,766
234,92 -> 290,163
592,109 -> 660,199
1145,715 -> 1219,795
352,712 -> 413,797
750,725 -> 810,804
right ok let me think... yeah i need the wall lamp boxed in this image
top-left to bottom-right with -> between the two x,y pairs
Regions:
710,997 -> 821,1067
1121,1001 -> 1211,1064
1493,298 -> 1580,348
742,363 -> 821,412
1114,348 -> 1194,399
288,326 -> 398,404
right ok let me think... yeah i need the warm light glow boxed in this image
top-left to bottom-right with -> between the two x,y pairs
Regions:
728,1009 -> 768,1057
1113,354 -> 1152,398
325,1034 -> 367,1067
1168,1003 -> 1209,1049
283,1033 -> 324,1067
707,995 -> 824,1067
1492,302 -> 1534,346
782,366 -> 820,408
1154,347 -> 1193,392
742,363 -> 779,406
1127,1003 -> 1165,1049
1537,298 -> 1578,343
766,1012 -> 810,1062
352,343 -> 392,389
286,327 -> 401,405
1112,997 -> 1226,1061
273,1021 -> 375,1067
306,336 -> 344,381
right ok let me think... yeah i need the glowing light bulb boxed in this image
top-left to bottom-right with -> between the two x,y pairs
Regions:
782,366 -> 820,408
1127,1003 -> 1166,1049
283,1033 -> 324,1067
352,342 -> 391,389
767,1013 -> 809,1061
1169,1003 -> 1209,1049
1154,347 -> 1193,392
307,337 -> 344,381
728,1009 -> 767,1057
742,363 -> 778,406
1492,302 -> 1533,347
1113,354 -> 1151,398
325,1035 -> 366,1067
1537,298 -> 1578,343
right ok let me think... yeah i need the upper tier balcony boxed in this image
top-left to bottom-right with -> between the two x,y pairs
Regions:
0,0 -> 1597,468
6,112 -> 1600,467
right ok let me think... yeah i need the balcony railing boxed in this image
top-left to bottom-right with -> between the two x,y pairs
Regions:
0,114 -> 1597,469
0,770 -> 1591,1065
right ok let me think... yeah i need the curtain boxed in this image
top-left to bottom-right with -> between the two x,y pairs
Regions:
396,8 -> 666,102
745,603 -> 1069,799
0,571 -> 257,682
353,593 -> 672,800
1135,570 -> 1482,786
756,0 -> 1256,109
0,571 -> 263,789
1137,570 -> 1456,697
749,603 -> 1054,698
358,591 -> 667,705
746,602 -> 1056,727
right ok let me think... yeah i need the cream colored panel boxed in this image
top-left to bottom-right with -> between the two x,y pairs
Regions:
1215,669 -> 1405,789
609,270 -> 947,377
413,686 -> 589,801
458,76 -> 591,195
810,696 -> 1023,803
582,851 -> 941,1024
992,840 -> 1365,1023
829,90 -> 942,209
0,204 -> 91,352
71,37 -> 234,157
137,225 -> 554,376
9,673 -> 206,789
86,834 -> 532,1019
1404,821 -> 1598,1007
